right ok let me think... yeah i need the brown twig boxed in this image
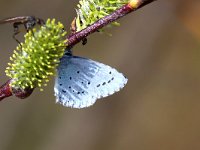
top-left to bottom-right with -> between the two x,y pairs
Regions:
67,0 -> 156,48
0,79 -> 12,101
0,0 -> 156,102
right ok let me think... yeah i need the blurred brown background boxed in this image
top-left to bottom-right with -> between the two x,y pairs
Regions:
1,0 -> 200,150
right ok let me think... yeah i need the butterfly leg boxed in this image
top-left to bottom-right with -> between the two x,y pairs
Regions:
64,48 -> 73,56
82,38 -> 87,45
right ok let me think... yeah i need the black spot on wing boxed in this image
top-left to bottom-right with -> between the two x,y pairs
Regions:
62,90 -> 66,93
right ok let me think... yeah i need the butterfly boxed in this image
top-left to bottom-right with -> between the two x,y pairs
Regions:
54,50 -> 128,108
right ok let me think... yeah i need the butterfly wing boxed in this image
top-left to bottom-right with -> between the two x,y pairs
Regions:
54,55 -> 128,108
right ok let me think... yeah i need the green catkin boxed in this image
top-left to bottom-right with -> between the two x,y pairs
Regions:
5,19 -> 67,90
75,0 -> 129,32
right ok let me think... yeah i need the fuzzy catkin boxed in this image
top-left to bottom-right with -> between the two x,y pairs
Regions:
6,19 -> 67,90
75,0 -> 129,32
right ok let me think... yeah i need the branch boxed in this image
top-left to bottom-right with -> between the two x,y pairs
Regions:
0,80 -> 12,101
0,0 -> 156,102
67,0 -> 156,48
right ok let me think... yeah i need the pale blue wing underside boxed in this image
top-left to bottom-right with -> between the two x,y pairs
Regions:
54,54 -> 128,108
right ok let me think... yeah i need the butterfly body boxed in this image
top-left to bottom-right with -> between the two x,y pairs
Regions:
54,53 -> 128,108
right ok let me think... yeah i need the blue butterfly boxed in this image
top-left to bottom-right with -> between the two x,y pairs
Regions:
54,50 -> 128,108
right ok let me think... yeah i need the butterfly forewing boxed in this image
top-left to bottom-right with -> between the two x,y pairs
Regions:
54,55 -> 128,108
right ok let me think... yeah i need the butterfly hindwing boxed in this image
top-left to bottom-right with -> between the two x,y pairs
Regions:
54,54 -> 128,108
